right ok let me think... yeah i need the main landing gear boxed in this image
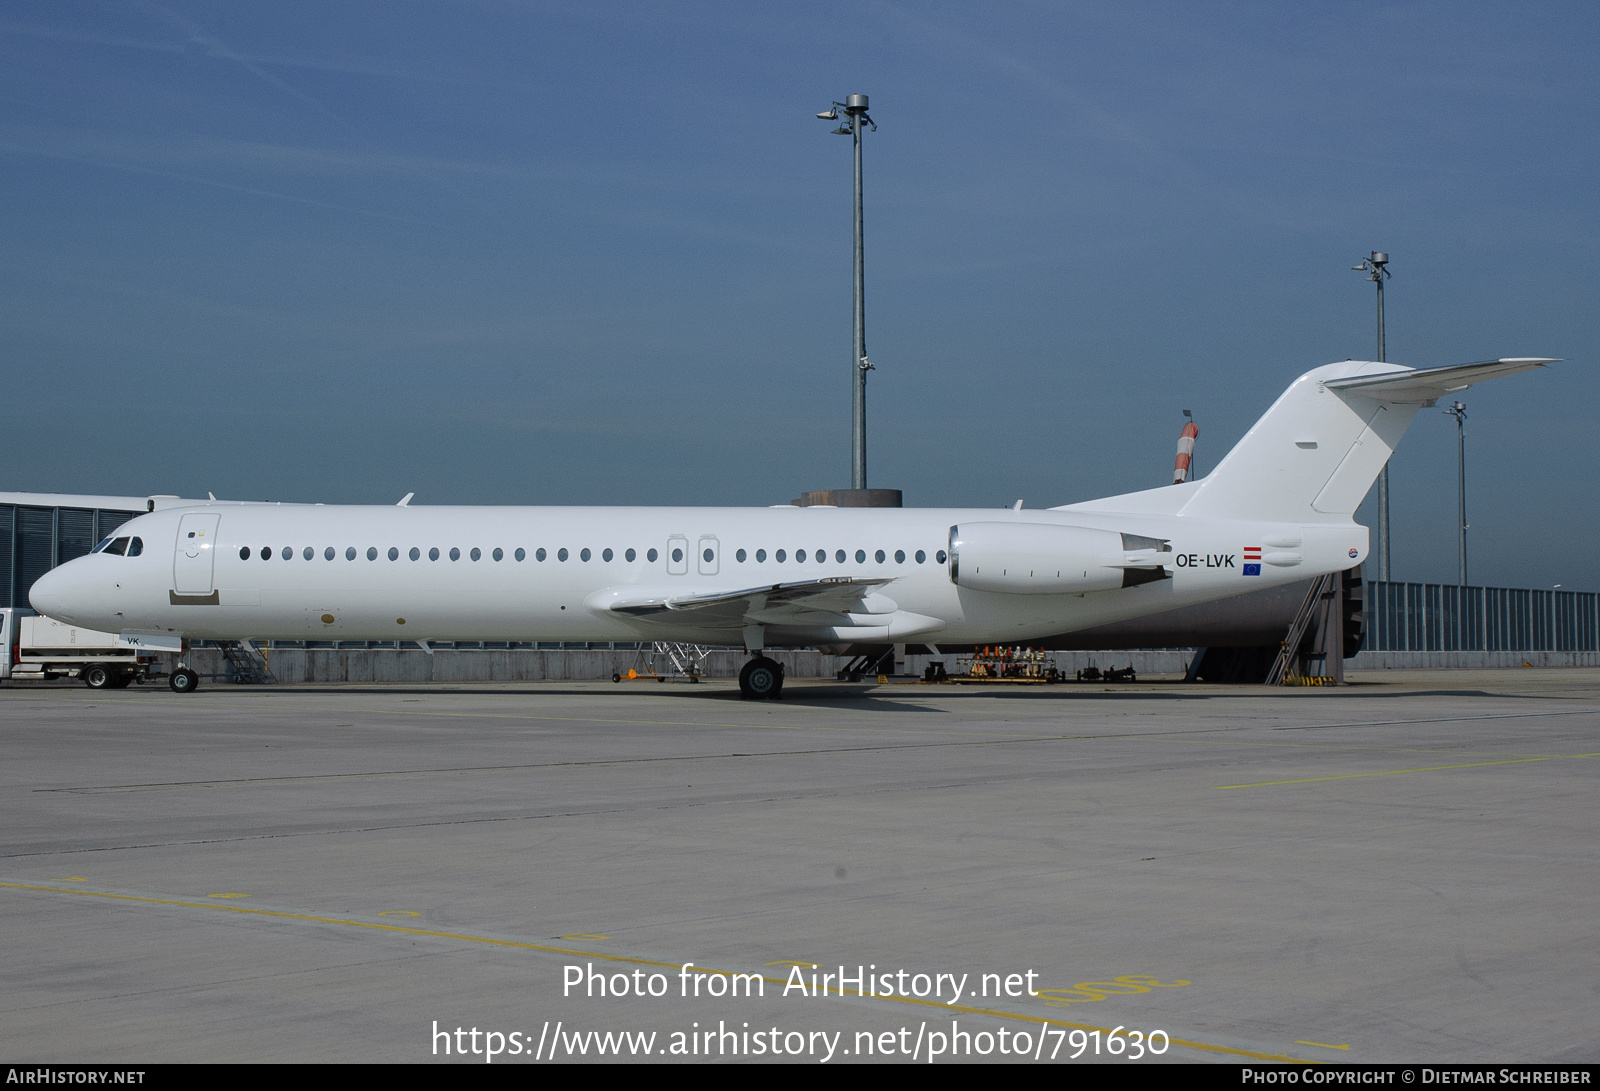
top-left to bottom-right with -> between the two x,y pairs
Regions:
738,657 -> 784,701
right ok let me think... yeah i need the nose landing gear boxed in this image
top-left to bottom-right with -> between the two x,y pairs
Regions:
738,657 -> 784,700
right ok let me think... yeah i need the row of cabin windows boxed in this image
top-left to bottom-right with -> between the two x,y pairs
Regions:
234,545 -> 950,566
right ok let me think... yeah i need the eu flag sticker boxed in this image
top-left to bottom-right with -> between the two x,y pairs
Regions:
1243,564 -> 1261,575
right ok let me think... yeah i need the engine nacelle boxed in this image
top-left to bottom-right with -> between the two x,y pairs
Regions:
948,522 -> 1167,595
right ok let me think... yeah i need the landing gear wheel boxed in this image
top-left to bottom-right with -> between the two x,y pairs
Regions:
83,664 -> 113,689
169,668 -> 199,693
738,657 -> 784,701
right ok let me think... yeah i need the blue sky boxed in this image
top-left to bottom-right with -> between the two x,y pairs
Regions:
2,2 -> 1595,588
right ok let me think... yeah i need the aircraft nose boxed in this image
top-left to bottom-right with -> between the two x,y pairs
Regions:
28,562 -> 92,625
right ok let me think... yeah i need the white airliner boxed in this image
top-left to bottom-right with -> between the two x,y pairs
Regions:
29,358 -> 1558,698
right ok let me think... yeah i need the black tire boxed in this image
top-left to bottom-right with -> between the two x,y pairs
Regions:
170,668 -> 199,694
738,657 -> 783,701
111,673 -> 135,688
612,673 -> 621,683
83,664 -> 114,689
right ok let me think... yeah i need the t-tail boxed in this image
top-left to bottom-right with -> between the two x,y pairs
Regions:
1063,358 -> 1560,522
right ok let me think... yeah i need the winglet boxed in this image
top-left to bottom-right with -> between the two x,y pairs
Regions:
397,493 -> 414,507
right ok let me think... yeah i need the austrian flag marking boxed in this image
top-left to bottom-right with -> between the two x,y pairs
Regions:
1242,545 -> 1261,576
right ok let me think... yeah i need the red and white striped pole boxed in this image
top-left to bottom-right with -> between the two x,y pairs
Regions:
1172,419 -> 1199,484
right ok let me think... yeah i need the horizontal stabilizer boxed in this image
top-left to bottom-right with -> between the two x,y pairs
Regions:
1323,358 -> 1559,403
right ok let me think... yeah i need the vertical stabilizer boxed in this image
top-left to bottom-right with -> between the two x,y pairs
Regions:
1174,358 -> 1555,523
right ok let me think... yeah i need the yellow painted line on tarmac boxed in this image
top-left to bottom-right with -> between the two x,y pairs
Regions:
1297,1040 -> 1350,1051
1217,751 -> 1600,789
1,879 -> 1315,1065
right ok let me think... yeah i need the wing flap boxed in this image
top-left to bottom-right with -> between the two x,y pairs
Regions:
592,576 -> 897,628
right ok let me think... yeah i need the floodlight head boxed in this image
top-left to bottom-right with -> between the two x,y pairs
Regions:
816,109 -> 838,120
831,125 -> 852,135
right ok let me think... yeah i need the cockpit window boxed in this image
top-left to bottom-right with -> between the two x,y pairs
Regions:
96,537 -> 130,556
127,537 -> 144,557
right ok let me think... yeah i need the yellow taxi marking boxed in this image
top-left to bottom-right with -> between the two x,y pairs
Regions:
206,892 -> 251,899
378,910 -> 419,917
1217,751 -> 1600,789
1,879 -> 1313,1065
561,933 -> 610,940
56,877 -> 88,882
1297,1040 -> 1351,1050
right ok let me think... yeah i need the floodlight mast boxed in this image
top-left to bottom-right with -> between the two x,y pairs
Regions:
1353,251 -> 1392,579
818,93 -> 876,490
1446,400 -> 1468,586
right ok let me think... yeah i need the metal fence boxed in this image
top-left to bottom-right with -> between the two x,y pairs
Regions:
1364,582 -> 1599,653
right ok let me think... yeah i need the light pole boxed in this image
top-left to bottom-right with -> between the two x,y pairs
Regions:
1353,251 -> 1392,580
1446,400 -> 1467,586
817,93 -> 876,490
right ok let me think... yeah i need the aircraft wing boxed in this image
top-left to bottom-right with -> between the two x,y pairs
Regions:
593,576 -> 897,627
1323,358 -> 1560,403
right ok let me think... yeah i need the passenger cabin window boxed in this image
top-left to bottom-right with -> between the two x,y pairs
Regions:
449,547 -> 461,561
647,548 -> 658,562
625,548 -> 636,562
302,546 -> 314,561
471,548 -> 482,561
239,546 -> 250,560
324,547 -> 335,561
